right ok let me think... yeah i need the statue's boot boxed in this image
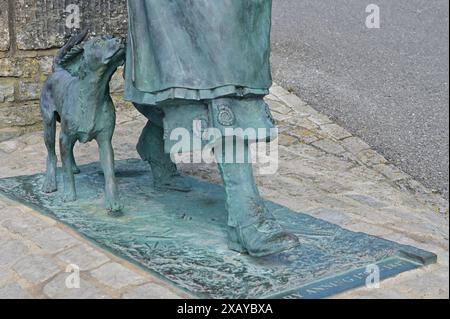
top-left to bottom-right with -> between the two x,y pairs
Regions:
137,121 -> 192,192
217,150 -> 299,257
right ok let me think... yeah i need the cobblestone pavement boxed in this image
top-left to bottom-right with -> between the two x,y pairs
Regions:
0,85 -> 448,299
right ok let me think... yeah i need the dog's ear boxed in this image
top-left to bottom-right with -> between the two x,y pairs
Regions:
59,45 -> 85,78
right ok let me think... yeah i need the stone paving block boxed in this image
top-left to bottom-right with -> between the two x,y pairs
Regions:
345,222 -> 392,237
373,164 -> 410,182
439,253 -> 449,267
387,223 -> 448,248
278,133 -> 298,147
0,269 -> 13,286
336,287 -> 409,299
278,93 -> 316,117
13,254 -> 60,285
90,263 -> 147,289
307,208 -> 354,225
287,127 -> 319,144
1,212 -> 51,236
316,155 -> 355,171
43,273 -> 110,299
0,205 -> 24,220
320,124 -> 352,140
309,195 -> 359,211
269,85 -> 289,98
315,176 -> 354,194
396,272 -> 449,299
285,117 -> 319,131
0,283 -> 32,299
266,99 -> 292,115
272,111 -> 292,123
0,240 -> 29,268
122,283 -> 183,299
341,137 -> 371,154
308,112 -> 333,126
32,227 -> 79,254
340,151 -> 361,165
396,178 -> 434,196
349,166 -> 386,182
312,139 -> 346,155
265,93 -> 281,102
347,194 -> 388,209
357,149 -> 388,167
57,244 -> 110,271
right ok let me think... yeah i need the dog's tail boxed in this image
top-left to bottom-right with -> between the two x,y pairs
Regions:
53,29 -> 89,71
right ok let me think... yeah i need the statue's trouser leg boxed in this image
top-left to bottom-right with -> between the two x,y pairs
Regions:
216,139 -> 299,257
134,103 -> 191,192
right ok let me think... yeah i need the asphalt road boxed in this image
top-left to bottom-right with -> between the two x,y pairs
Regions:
271,0 -> 449,198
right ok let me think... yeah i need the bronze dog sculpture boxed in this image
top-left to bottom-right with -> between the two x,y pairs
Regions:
40,30 -> 125,214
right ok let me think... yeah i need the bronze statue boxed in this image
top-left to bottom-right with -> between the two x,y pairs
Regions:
125,0 -> 299,257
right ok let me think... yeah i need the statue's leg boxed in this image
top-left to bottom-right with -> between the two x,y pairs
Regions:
70,140 -> 81,174
96,131 -> 123,216
42,113 -> 57,193
216,139 -> 299,257
134,103 -> 191,192
59,132 -> 77,202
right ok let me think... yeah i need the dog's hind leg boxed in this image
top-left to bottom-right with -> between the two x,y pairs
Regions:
70,140 -> 81,174
42,111 -> 58,193
60,132 -> 77,202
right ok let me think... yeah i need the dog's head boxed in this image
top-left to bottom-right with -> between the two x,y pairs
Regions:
59,34 -> 126,78
82,35 -> 126,71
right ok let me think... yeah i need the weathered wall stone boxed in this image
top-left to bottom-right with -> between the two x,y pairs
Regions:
18,80 -> 42,101
0,101 -> 41,131
0,79 -> 15,103
15,0 -> 127,50
0,0 -> 128,142
0,0 -> 9,51
0,58 -> 22,77
0,101 -> 43,141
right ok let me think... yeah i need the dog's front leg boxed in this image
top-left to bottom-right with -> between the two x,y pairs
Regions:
60,133 -> 77,202
96,133 -> 123,215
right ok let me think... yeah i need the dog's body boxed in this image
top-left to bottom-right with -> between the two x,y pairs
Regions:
41,30 -> 125,214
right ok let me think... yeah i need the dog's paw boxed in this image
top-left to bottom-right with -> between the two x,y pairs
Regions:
62,192 -> 77,203
72,166 -> 81,174
42,179 -> 57,193
106,200 -> 124,217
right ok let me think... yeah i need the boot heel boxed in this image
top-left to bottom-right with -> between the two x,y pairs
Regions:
227,227 -> 247,254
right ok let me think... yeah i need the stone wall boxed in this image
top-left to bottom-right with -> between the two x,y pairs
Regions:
0,0 -> 127,141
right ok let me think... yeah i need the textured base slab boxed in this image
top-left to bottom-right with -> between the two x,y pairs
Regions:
0,159 -> 437,299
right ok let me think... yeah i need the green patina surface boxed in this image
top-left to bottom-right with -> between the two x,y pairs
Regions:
0,159 -> 437,299
125,0 -> 273,105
